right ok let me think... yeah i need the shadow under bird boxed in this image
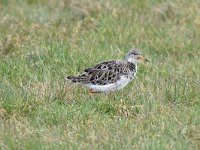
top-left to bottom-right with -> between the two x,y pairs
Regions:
65,49 -> 149,93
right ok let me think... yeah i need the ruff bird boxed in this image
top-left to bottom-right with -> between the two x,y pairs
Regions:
65,49 -> 149,93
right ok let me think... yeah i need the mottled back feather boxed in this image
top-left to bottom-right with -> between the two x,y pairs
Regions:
67,60 -> 136,85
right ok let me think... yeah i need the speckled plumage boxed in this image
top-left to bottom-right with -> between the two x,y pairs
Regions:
66,49 -> 147,93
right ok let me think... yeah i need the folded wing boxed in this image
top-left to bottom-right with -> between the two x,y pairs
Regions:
67,60 -> 130,85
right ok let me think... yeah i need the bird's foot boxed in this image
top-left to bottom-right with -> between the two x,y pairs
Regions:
89,89 -> 101,96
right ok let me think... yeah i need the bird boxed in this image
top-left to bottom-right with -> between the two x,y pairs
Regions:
65,49 -> 149,93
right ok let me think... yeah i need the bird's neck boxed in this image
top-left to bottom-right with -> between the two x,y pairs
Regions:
127,61 -> 137,72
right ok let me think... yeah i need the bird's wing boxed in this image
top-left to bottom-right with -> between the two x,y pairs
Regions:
67,60 -> 130,85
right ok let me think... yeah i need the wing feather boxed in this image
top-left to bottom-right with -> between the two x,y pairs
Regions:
67,60 -> 132,85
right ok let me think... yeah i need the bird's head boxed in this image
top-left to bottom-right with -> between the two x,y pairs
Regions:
125,49 -> 149,63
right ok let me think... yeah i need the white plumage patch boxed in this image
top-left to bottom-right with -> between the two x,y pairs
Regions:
83,75 -> 135,93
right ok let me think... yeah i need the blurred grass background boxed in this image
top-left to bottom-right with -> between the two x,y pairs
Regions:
0,0 -> 200,149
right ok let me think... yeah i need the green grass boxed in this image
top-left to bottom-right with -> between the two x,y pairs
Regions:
0,0 -> 200,149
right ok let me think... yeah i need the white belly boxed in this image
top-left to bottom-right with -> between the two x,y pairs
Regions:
84,76 -> 133,93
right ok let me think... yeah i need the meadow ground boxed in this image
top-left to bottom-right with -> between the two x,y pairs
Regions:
0,0 -> 200,149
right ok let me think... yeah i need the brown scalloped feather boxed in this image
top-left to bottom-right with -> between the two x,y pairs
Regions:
67,60 -> 136,85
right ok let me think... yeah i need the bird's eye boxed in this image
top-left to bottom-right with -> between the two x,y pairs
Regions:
130,50 -> 140,56
131,52 -> 136,55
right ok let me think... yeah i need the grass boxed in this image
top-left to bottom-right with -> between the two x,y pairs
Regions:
0,0 -> 200,149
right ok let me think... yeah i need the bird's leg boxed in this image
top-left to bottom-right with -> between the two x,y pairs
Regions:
89,89 -> 95,96
89,89 -> 101,96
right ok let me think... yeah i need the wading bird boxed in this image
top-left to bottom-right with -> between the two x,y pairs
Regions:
65,49 -> 149,93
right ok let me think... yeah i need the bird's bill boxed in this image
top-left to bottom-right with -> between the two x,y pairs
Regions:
136,55 -> 144,60
137,56 -> 150,62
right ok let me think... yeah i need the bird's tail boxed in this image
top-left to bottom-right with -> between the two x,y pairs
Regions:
65,76 -> 78,83
65,75 -> 89,84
